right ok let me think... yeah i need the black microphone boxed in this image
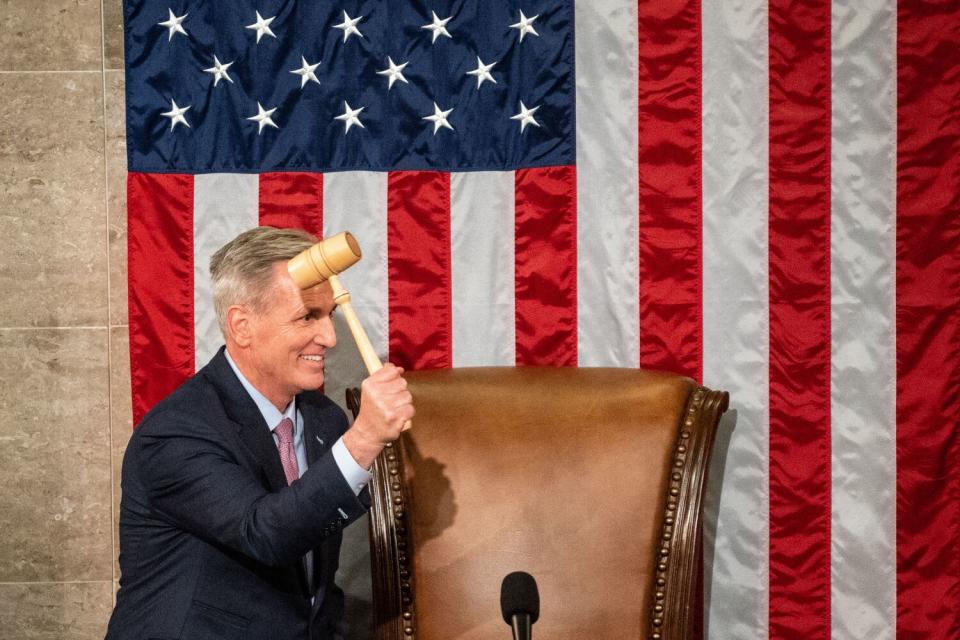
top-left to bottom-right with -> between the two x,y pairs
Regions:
500,571 -> 540,640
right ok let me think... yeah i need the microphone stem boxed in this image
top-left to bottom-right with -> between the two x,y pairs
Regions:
511,615 -> 532,640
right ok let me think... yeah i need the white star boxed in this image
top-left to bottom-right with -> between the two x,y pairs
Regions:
161,99 -> 190,131
246,102 -> 279,134
334,101 -> 365,133
510,10 -> 540,42
510,101 -> 541,132
290,56 -> 321,88
376,57 -> 410,90
422,102 -> 454,134
333,11 -> 364,43
466,56 -> 497,89
246,11 -> 276,43
203,55 -> 234,86
158,9 -> 188,41
421,11 -> 452,43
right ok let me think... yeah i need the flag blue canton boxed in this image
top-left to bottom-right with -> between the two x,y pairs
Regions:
125,1 -> 575,173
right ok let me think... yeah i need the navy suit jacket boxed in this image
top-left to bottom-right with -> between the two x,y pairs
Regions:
106,348 -> 369,640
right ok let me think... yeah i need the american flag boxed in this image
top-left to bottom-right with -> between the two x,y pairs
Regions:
124,0 -> 959,638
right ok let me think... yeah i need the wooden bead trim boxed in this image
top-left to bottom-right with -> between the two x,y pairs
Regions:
348,389 -> 417,640
647,385 -> 728,640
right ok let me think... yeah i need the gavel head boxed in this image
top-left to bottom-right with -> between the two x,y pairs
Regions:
287,231 -> 361,289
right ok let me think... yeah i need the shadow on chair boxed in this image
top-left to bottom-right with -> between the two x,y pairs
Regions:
348,367 -> 729,640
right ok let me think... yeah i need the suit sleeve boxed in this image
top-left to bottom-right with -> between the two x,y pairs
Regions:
133,408 -> 367,568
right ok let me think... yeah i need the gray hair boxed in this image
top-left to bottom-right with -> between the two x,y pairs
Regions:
209,226 -> 318,338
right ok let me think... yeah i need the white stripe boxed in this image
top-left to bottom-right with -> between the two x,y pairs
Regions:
450,172 -> 516,366
701,1 -> 770,637
574,0 -> 640,367
322,172 -> 390,362
193,174 -> 259,370
830,1 -> 897,637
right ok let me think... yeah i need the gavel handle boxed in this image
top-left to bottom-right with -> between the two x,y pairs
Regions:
328,275 -> 412,430
330,275 -> 382,374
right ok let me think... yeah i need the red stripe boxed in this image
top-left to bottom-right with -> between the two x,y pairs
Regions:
514,166 -> 577,367
258,172 -> 323,235
767,1 -> 832,636
896,3 -> 960,637
387,171 -> 452,370
636,0 -> 703,381
128,173 -> 195,426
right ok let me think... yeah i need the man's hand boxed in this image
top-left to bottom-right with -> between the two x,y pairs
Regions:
342,364 -> 415,470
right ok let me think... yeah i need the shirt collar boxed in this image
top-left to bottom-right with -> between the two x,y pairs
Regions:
224,349 -> 296,430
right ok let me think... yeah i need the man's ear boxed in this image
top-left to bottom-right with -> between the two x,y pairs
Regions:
226,305 -> 253,347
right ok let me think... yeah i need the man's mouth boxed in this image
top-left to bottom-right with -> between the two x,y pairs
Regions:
299,354 -> 324,364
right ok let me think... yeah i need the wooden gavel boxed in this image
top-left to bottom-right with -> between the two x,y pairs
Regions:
288,232 -> 411,430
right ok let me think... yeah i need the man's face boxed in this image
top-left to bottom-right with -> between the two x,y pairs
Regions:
244,262 -> 337,408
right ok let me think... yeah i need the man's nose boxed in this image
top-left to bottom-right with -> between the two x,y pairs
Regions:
314,316 -> 337,347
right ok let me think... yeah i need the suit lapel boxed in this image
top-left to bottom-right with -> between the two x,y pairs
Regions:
300,391 -> 337,466
203,349 -> 314,598
203,348 -> 288,493
237,418 -> 289,493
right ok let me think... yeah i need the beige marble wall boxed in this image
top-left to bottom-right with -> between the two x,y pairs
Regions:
0,1 -> 127,638
0,3 -> 377,637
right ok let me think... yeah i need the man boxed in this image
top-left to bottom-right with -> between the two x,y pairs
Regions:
106,227 -> 414,639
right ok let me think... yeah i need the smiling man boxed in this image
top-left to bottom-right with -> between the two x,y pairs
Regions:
106,227 -> 414,640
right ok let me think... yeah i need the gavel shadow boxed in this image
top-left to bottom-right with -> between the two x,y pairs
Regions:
400,433 -> 457,544
343,382 -> 457,542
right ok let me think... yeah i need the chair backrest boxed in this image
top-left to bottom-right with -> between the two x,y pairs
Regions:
347,367 -> 728,640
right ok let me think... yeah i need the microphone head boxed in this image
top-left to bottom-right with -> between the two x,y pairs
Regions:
500,571 -> 540,624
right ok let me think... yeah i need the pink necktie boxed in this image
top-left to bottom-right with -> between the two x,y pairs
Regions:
274,417 -> 300,485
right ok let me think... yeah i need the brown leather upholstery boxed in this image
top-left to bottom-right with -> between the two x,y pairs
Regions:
347,367 -> 728,640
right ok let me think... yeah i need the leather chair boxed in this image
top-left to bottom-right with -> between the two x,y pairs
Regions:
348,367 -> 728,640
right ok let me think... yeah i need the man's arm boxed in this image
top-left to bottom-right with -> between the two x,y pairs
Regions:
134,363 -> 413,568
136,410 -> 364,568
